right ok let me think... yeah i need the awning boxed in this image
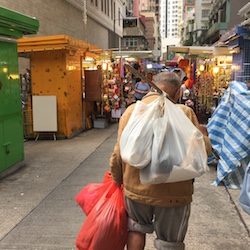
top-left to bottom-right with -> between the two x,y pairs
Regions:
144,62 -> 163,70
167,55 -> 185,66
18,35 -> 102,55
112,50 -> 154,59
168,46 -> 214,55
168,46 -> 231,56
0,6 -> 39,37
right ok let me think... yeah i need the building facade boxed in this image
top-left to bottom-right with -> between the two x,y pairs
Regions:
139,0 -> 161,52
160,0 -> 183,61
0,0 -> 126,72
0,0 -> 125,50
180,0 -> 195,46
121,17 -> 148,51
203,0 -> 248,45
193,0 -> 211,45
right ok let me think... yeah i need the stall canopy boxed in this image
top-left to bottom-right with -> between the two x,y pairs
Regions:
18,35 -> 102,56
144,61 -> 163,70
168,46 -> 231,56
112,50 -> 155,60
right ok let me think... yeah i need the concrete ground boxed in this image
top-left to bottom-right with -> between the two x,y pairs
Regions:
0,122 -> 250,250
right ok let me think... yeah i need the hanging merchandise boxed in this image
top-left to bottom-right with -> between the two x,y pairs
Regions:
122,71 -> 136,107
194,70 -> 214,124
102,58 -> 130,119
97,53 -> 125,119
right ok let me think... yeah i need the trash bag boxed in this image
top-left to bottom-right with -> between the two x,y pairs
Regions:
76,173 -> 128,250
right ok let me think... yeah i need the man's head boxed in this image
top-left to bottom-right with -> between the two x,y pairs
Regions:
154,72 -> 181,103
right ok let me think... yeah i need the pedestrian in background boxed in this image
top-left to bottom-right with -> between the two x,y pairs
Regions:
133,77 -> 151,101
110,72 -> 212,250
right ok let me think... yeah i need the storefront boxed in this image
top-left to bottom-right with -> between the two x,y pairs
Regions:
220,25 -> 250,82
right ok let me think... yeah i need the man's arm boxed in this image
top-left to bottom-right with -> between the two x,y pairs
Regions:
109,107 -> 133,186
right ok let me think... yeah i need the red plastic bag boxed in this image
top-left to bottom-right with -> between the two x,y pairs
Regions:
75,171 -> 113,215
76,174 -> 128,250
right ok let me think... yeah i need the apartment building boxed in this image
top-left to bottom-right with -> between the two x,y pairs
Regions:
139,0 -> 161,51
160,0 -> 183,61
0,0 -> 125,50
121,16 -> 148,50
203,0 -> 248,45
180,0 -> 195,45
193,0 -> 211,45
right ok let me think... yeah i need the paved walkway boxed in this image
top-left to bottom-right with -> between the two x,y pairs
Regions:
0,123 -> 250,249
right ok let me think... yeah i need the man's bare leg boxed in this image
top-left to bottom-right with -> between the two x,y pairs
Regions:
127,231 -> 146,250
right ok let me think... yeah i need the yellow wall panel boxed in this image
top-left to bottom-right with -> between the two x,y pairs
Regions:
29,50 -> 83,138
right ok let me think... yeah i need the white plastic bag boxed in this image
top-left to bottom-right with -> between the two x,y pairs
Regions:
120,95 -> 164,168
140,97 -> 208,184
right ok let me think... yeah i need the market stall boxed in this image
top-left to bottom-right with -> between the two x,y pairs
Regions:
0,6 -> 39,174
81,50 -> 127,127
168,46 -> 232,123
18,35 -> 102,138
111,50 -> 157,115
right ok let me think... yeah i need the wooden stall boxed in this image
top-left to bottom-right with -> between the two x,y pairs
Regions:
18,35 -> 102,138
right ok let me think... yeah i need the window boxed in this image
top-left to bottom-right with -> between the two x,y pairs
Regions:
202,9 -> 210,18
118,8 -> 121,26
111,0 -> 113,19
125,38 -> 138,47
101,0 -> 104,12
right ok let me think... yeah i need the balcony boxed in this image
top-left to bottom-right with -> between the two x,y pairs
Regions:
206,22 -> 228,37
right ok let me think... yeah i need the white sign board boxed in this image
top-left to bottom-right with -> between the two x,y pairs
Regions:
32,96 -> 57,132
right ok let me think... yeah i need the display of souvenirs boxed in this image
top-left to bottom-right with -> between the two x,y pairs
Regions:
194,72 -> 214,123
102,78 -> 122,113
122,71 -> 136,107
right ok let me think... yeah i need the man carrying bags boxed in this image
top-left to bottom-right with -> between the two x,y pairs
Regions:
110,71 -> 212,250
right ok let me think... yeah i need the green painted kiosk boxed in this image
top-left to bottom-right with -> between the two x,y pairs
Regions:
0,7 -> 39,175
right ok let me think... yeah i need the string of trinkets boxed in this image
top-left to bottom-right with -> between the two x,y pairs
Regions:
194,71 -> 214,117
